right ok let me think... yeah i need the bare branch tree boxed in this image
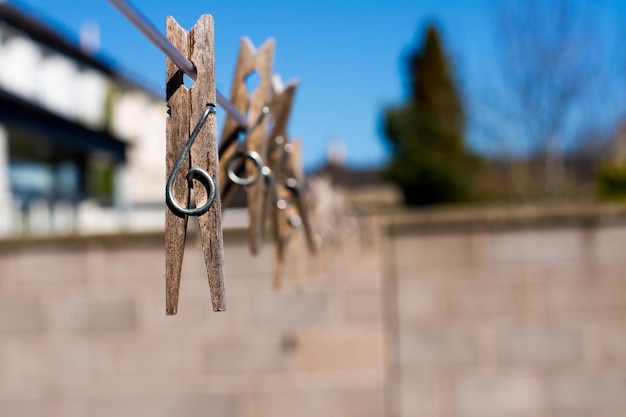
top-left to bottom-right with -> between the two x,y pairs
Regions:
487,0 -> 610,200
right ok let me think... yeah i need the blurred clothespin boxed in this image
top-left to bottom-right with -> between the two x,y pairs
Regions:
284,140 -> 316,255
165,15 -> 225,315
219,38 -> 275,255
265,76 -> 317,288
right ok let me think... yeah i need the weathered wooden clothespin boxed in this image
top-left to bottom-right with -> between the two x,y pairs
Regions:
218,38 -> 275,255
165,15 -> 225,315
279,140 -> 315,287
284,139 -> 317,255
265,77 -> 317,287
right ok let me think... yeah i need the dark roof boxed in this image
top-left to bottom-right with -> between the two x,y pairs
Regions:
0,2 -> 162,99
0,86 -> 127,161
312,162 -> 384,189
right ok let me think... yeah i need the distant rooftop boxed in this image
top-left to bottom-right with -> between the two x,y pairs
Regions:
0,1 -> 162,99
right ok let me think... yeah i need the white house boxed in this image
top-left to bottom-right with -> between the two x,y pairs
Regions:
0,2 -> 166,236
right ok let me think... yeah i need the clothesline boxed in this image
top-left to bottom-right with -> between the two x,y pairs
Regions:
107,0 -> 248,128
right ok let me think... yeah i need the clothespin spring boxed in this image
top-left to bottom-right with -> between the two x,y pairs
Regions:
265,140 -> 303,230
227,151 -> 264,187
226,106 -> 271,187
166,105 -> 217,217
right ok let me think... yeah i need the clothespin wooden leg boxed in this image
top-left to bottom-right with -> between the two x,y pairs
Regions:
165,15 -> 225,315
189,15 -> 226,312
264,78 -> 317,287
286,140 -> 317,255
245,40 -> 274,255
270,139 -> 317,288
265,78 -> 298,288
272,175 -> 298,289
218,38 -> 275,255
218,40 -> 256,206
165,17 -> 190,315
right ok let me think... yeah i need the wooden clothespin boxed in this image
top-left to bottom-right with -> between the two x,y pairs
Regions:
218,38 -> 275,255
265,77 -> 317,287
165,15 -> 225,315
278,140 -> 313,287
284,139 -> 317,255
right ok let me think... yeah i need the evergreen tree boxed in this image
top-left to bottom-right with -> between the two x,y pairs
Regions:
382,25 -> 478,205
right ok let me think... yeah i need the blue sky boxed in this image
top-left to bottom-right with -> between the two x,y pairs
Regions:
9,0 -> 626,169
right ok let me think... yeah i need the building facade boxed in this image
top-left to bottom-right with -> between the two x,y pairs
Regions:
0,3 -> 165,236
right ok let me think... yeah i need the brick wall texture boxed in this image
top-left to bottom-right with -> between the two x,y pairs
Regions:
1,206 -> 626,417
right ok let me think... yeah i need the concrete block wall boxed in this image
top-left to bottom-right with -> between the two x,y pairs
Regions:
0,217 -> 386,417
389,206 -> 626,417
1,205 -> 626,417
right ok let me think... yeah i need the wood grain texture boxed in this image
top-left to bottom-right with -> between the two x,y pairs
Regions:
165,15 -> 225,315
286,140 -> 317,255
245,39 -> 274,255
189,15 -> 226,312
218,41 -> 255,141
272,161 -> 299,289
165,17 -> 190,315
266,79 -> 298,288
267,78 -> 298,145
217,38 -> 275,255
272,140 -> 316,288
218,38 -> 257,207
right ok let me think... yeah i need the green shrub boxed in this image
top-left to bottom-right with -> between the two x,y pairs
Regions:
597,164 -> 626,201
381,24 -> 480,206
